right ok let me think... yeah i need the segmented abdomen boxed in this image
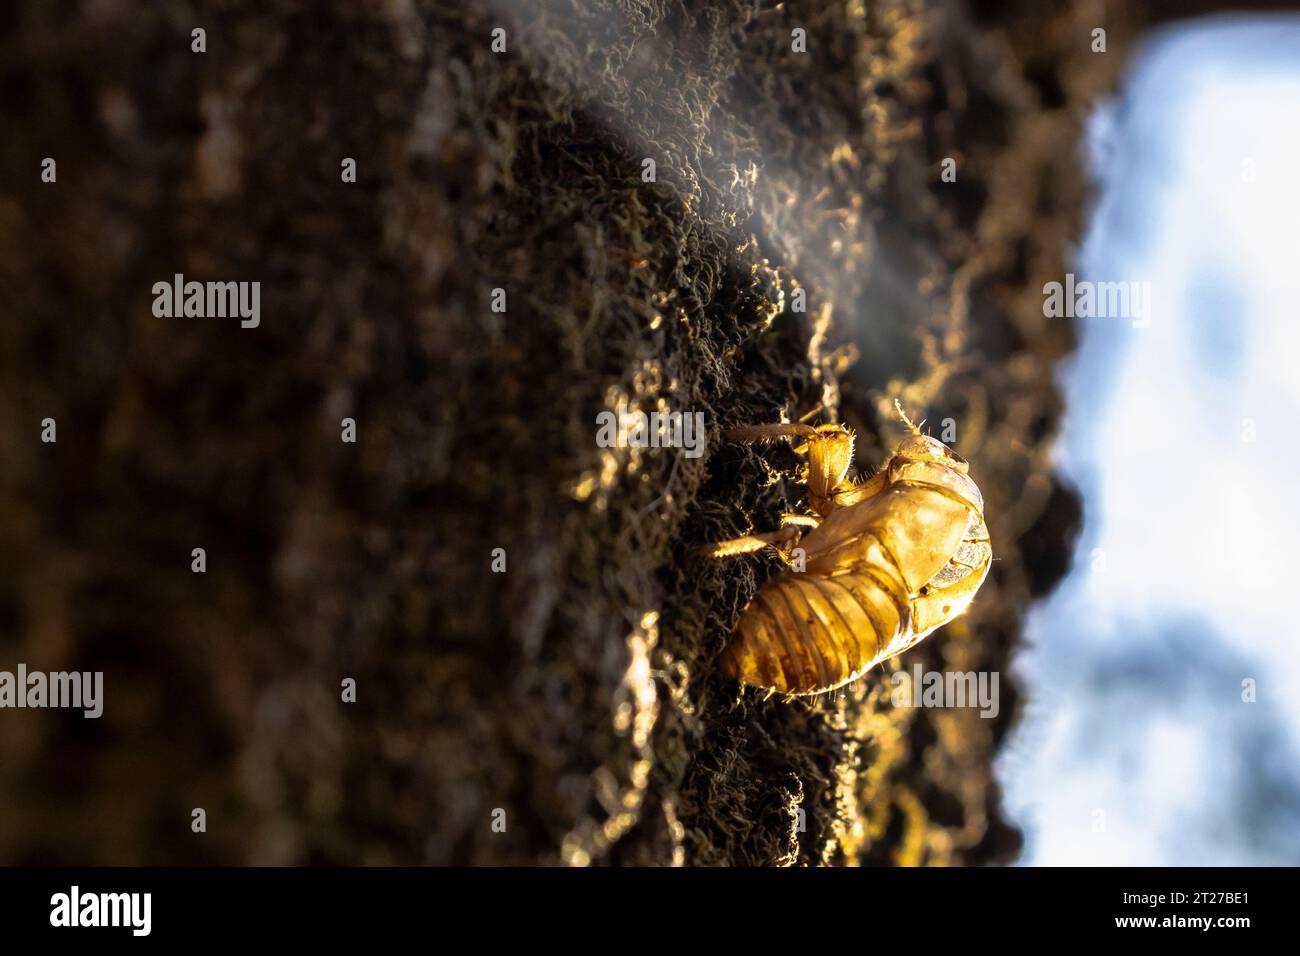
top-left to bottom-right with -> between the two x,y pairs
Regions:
719,554 -> 910,695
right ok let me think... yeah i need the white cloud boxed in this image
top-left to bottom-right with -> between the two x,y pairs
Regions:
1000,16 -> 1300,866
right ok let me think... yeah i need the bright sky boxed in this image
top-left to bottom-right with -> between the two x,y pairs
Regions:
997,16 -> 1300,866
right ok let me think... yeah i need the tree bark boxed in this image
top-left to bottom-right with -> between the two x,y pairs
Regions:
0,0 -> 1222,865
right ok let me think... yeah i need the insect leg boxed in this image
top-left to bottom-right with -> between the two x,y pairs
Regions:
827,469 -> 887,509
700,527 -> 802,564
803,425 -> 856,517
724,419 -> 860,517
780,513 -> 820,529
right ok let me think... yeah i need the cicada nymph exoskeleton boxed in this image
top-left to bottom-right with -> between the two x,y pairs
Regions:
704,402 -> 991,696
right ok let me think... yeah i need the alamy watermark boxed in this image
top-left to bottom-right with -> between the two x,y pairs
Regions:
50,886 -> 150,936
0,664 -> 103,718
595,404 -> 706,458
891,665 -> 999,718
1043,273 -> 1151,327
152,273 -> 260,328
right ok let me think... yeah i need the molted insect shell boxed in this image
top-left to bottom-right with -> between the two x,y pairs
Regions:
720,433 -> 991,696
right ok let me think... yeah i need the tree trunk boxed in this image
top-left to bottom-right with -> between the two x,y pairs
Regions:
0,0 -> 1231,865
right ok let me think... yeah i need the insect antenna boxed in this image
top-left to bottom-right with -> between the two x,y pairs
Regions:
894,398 -> 922,436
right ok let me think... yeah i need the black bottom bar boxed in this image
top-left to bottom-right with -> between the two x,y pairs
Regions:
0,866 -> 1282,943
